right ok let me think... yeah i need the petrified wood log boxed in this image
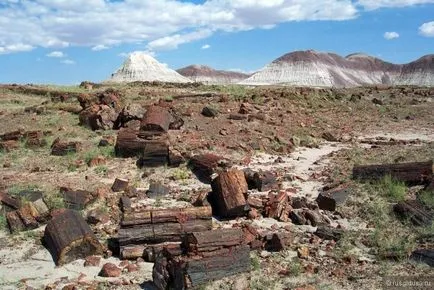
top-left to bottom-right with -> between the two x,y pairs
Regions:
210,169 -> 249,218
51,138 -> 81,156
121,206 -> 212,227
153,245 -> 250,289
353,161 -> 433,185
189,154 -> 228,184
120,242 -> 183,261
6,211 -> 25,233
44,209 -> 103,265
137,140 -> 169,167
314,226 -> 343,241
79,104 -> 118,130
265,191 -> 291,222
185,228 -> 244,254
141,106 -> 172,132
393,199 -> 433,226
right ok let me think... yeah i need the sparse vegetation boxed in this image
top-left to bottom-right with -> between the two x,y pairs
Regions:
369,175 -> 407,202
171,167 -> 190,180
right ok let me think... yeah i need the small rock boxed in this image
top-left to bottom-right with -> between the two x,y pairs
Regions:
147,181 -> 170,198
247,208 -> 259,220
201,106 -> 219,117
372,98 -> 383,105
260,250 -> 272,258
322,132 -> 339,142
84,256 -> 101,267
99,263 -> 121,277
119,260 -> 129,268
87,155 -> 106,167
111,178 -> 129,192
126,263 -> 139,272
87,209 -> 110,224
297,246 -> 309,259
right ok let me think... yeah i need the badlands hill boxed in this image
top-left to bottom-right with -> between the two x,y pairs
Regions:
177,65 -> 250,84
109,52 -> 190,83
241,50 -> 433,87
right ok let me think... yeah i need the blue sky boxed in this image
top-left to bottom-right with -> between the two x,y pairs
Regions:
0,0 -> 433,84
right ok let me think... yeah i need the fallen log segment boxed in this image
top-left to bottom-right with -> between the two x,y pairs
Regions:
44,209 -> 103,265
153,244 -> 250,289
393,199 -> 433,226
141,106 -> 172,132
185,228 -> 244,254
117,206 -> 212,246
51,138 -> 81,156
120,242 -> 183,261
189,154 -> 229,184
353,161 -> 433,185
210,169 -> 249,218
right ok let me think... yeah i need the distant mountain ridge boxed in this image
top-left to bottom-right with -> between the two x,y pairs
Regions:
177,65 -> 250,84
241,50 -> 433,87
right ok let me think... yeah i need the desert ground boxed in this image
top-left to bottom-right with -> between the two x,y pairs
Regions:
0,82 -> 433,290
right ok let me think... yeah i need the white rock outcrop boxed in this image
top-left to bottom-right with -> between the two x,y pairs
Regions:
108,52 -> 191,83
240,50 -> 433,87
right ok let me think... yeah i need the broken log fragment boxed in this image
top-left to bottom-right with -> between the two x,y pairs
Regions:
210,169 -> 249,218
353,161 -> 433,185
410,249 -> 434,267
137,140 -> 169,167
185,228 -> 244,254
17,204 -> 39,230
265,232 -> 291,251
141,106 -> 172,132
393,199 -> 433,226
316,185 -> 351,211
265,191 -> 291,222
62,189 -> 95,210
189,154 -> 228,184
111,178 -> 129,192
315,226 -> 343,241
44,209 -> 103,265
51,138 -> 81,156
0,191 -> 21,209
153,244 -> 250,289
6,211 -> 25,233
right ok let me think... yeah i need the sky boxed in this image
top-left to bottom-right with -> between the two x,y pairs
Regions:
0,0 -> 433,84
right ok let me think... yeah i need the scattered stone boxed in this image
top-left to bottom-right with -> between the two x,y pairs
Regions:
126,263 -> 139,272
260,250 -> 271,258
84,256 -> 101,267
372,98 -> 383,105
87,209 -> 110,224
111,178 -> 129,192
297,246 -> 309,259
201,106 -> 219,117
51,138 -> 81,156
322,132 -> 339,142
315,226 -> 343,241
87,155 -> 106,167
99,263 -> 122,277
316,186 -> 351,211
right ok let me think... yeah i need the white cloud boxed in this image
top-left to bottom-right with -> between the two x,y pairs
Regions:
61,59 -> 75,65
358,0 -> 434,10
384,31 -> 399,40
91,44 -> 109,51
201,44 -> 211,50
0,0 -> 432,55
46,51 -> 65,58
419,21 -> 434,37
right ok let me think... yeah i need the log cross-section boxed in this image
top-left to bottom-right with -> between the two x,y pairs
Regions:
44,209 -> 103,265
141,106 -> 172,132
210,169 -> 249,218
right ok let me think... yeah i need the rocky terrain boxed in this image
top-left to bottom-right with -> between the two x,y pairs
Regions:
109,52 -> 191,83
0,82 -> 433,290
241,50 -> 434,87
177,65 -> 250,85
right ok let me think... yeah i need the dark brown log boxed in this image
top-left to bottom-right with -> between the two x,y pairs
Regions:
189,154 -> 228,184
112,178 -> 129,192
120,242 -> 183,261
393,199 -> 433,226
210,169 -> 249,218
253,171 -> 278,191
137,140 -> 169,167
121,206 -> 212,227
316,185 -> 351,211
115,104 -> 145,129
314,226 -> 343,241
44,209 -> 103,265
353,161 -> 433,185
51,138 -> 81,156
120,196 -> 132,212
62,189 -> 95,210
117,219 -> 212,246
141,106 -> 172,132
0,140 -> 19,152
265,232 -> 291,252
6,211 -> 25,233
114,128 -> 148,157
0,129 -> 24,141
160,245 -> 250,289
410,249 -> 434,267
265,191 -> 291,222
23,130 -> 47,148
186,228 -> 244,254
0,191 -> 21,209
303,209 -> 327,227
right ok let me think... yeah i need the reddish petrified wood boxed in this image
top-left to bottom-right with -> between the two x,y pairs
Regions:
353,161 -> 433,185
44,209 -> 103,265
189,154 -> 228,184
141,106 -> 172,132
185,228 -> 244,254
51,138 -> 81,156
210,169 -> 249,218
